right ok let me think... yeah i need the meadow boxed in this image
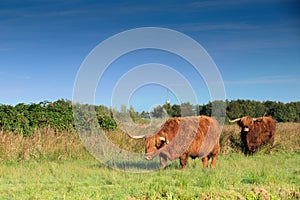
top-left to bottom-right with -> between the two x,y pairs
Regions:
0,123 -> 299,199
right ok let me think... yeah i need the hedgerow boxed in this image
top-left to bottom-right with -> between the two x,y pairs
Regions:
0,99 -> 299,136
0,99 -> 117,136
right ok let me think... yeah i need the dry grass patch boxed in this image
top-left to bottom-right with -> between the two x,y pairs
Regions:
0,128 -> 87,162
0,122 -> 299,162
220,122 -> 300,154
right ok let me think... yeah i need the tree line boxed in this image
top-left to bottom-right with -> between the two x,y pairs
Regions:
149,100 -> 300,123
0,99 -> 299,136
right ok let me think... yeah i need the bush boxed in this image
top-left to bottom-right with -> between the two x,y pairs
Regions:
97,115 -> 117,131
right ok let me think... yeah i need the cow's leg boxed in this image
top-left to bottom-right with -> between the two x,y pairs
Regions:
209,142 -> 220,168
251,147 -> 256,155
179,154 -> 188,171
244,145 -> 250,156
269,132 -> 275,146
159,154 -> 167,169
201,156 -> 209,168
210,154 -> 218,168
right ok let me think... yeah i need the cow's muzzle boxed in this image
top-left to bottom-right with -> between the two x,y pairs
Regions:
144,151 -> 160,160
243,127 -> 250,132
144,154 -> 153,160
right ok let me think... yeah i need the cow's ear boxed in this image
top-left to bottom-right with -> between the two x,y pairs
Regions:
237,120 -> 242,127
159,137 -> 169,144
165,138 -> 169,144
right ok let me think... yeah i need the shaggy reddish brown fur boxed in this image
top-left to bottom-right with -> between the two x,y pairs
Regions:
144,116 -> 221,170
237,116 -> 276,155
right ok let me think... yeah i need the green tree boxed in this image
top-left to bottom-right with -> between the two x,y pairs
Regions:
171,104 -> 181,117
151,105 -> 166,118
180,102 -> 196,116
288,102 -> 300,122
211,100 -> 227,123
128,105 -> 139,122
200,102 -> 212,116
285,103 -> 297,122
163,103 -> 172,117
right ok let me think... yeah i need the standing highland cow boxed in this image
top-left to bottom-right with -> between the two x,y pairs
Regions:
229,116 -> 276,155
131,116 -> 221,170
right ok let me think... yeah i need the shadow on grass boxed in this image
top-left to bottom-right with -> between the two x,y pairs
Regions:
88,157 -> 190,172
109,160 -> 161,172
89,159 -> 161,172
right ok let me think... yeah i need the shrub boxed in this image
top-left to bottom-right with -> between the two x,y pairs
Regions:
98,115 -> 117,131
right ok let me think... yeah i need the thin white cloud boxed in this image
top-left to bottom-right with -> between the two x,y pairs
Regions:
190,0 -> 244,8
190,0 -> 280,8
5,8 -> 89,18
173,19 -> 299,34
173,22 -> 259,32
0,1 -> 91,20
166,22 -> 300,52
224,75 -> 300,85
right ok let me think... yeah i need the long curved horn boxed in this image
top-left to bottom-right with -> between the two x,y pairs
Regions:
262,112 -> 267,120
127,134 -> 146,139
253,112 -> 267,122
229,118 -> 241,123
253,116 -> 264,122
263,112 -> 267,117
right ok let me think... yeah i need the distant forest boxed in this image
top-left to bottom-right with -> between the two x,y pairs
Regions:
0,99 -> 299,136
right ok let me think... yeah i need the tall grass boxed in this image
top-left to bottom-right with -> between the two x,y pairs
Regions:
0,128 -> 88,162
1,123 -> 299,162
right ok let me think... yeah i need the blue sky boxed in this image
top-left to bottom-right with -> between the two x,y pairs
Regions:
1,0 -> 299,111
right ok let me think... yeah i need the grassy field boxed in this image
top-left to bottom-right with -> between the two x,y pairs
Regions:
0,123 -> 299,199
1,153 -> 299,199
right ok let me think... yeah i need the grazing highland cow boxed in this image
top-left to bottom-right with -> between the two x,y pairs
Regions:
131,116 -> 221,170
229,116 -> 276,155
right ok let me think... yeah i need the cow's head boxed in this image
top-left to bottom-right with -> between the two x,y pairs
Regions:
144,131 -> 169,154
229,116 -> 262,132
128,131 -> 169,160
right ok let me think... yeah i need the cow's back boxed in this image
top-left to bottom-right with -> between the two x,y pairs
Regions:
184,116 -> 220,157
263,117 -> 276,132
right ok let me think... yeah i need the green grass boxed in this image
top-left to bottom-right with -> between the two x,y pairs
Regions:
0,152 -> 299,199
0,123 -> 299,199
